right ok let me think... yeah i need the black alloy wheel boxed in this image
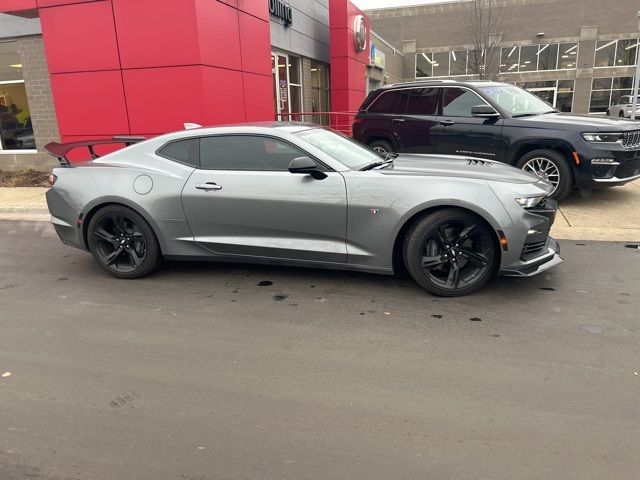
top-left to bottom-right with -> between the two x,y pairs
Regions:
404,209 -> 498,297
87,205 -> 161,279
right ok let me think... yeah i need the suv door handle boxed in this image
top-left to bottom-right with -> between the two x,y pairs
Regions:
195,182 -> 222,191
391,118 -> 405,123
439,120 -> 455,126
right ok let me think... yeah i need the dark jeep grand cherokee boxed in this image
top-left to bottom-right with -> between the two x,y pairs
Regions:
353,80 -> 640,200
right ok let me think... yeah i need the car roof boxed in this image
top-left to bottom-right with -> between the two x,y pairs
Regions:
184,121 -> 316,135
378,79 -> 506,90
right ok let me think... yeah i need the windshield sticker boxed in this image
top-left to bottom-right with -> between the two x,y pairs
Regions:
483,88 -> 504,95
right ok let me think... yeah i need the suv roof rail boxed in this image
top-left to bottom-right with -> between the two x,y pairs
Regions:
383,79 -> 458,89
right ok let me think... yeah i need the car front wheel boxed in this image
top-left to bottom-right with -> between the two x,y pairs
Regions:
87,205 -> 161,279
403,209 -> 498,297
516,149 -> 573,201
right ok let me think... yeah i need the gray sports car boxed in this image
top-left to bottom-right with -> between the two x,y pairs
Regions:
45,123 -> 562,296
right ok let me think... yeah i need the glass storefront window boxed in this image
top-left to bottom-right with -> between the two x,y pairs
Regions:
432,52 -> 449,77
0,42 -> 35,151
518,45 -> 538,72
558,43 -> 578,69
501,46 -> 519,72
515,80 -> 574,112
500,43 -> 577,73
537,43 -> 558,70
589,76 -> 635,113
449,50 -> 467,76
595,40 -> 617,67
288,56 -> 302,119
416,53 -> 432,78
311,61 -> 330,124
615,39 -> 639,66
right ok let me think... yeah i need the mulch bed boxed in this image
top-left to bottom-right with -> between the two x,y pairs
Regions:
0,170 -> 50,188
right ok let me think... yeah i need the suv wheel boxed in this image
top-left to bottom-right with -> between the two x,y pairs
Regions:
516,149 -> 572,201
369,139 -> 394,155
403,208 -> 498,297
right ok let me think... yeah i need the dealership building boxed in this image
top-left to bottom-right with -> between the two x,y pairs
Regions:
366,0 -> 640,116
0,0 -> 406,172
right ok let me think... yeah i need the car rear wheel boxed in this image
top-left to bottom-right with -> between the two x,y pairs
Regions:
516,149 -> 572,201
87,205 -> 161,279
403,209 -> 498,297
369,139 -> 394,155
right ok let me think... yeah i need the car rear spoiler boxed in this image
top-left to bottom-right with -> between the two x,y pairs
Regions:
44,135 -> 146,167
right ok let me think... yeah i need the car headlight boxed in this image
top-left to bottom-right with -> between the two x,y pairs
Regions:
581,132 -> 623,143
515,195 -> 546,209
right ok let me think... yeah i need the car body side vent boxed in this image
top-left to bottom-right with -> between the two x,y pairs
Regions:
466,159 -> 493,166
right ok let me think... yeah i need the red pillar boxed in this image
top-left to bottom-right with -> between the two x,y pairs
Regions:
329,0 -> 370,132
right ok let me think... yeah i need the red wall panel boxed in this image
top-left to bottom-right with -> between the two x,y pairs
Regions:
196,0 -> 241,71
37,0 -> 101,6
112,0 -> 200,69
238,11 -> 272,76
202,67 -> 246,125
237,0 -> 268,19
123,66 -> 206,134
50,71 -> 129,136
0,0 -> 36,13
39,1 -> 120,73
242,73 -> 275,122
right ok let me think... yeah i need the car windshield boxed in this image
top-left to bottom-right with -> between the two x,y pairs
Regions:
295,127 -> 381,170
479,85 -> 556,117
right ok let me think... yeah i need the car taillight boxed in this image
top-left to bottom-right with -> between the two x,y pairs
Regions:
353,117 -> 363,124
49,173 -> 57,186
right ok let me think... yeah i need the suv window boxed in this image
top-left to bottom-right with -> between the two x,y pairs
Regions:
199,135 -> 306,171
407,88 -> 439,115
442,88 -> 487,117
157,138 -> 199,167
368,90 -> 409,114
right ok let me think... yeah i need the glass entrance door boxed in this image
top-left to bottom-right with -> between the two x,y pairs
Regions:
528,87 -> 557,108
272,52 -> 290,120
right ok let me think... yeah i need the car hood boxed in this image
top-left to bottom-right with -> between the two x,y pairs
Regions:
511,112 -> 640,131
381,154 -> 542,185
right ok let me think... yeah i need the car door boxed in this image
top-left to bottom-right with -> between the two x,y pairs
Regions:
181,134 -> 348,263
435,87 -> 503,160
393,87 -> 439,153
361,89 -> 408,150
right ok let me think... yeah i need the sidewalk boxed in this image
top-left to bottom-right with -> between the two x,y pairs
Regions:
0,182 -> 639,241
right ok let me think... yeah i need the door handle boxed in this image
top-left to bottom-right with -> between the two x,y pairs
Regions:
195,182 -> 222,191
392,118 -> 405,123
440,120 -> 455,126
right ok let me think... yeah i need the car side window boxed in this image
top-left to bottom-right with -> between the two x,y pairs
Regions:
442,88 -> 487,117
199,135 -> 308,171
157,138 -> 199,167
368,91 -> 408,114
406,88 -> 439,115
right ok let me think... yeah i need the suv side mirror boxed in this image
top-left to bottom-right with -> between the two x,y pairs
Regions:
288,157 -> 327,180
471,105 -> 500,117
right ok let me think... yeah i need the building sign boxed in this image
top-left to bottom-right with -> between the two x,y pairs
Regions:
269,0 -> 292,26
370,43 -> 386,69
353,15 -> 366,52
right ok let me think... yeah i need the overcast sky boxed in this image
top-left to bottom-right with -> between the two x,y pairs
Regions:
352,0 -> 450,9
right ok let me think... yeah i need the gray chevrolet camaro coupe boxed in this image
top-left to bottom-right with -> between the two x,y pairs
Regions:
45,123 -> 562,297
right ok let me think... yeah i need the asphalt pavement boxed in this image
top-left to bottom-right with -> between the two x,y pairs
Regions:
0,220 -> 639,480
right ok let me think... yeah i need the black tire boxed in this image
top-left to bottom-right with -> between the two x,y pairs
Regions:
403,209 -> 498,297
605,110 -> 610,116
516,149 -> 573,201
87,205 -> 161,279
619,111 -> 624,118
369,139 -> 394,155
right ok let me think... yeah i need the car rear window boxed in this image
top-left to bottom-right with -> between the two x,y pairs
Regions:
407,88 -> 439,115
157,138 -> 199,167
367,90 -> 409,114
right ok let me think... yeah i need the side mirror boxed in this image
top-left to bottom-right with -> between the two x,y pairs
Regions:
471,105 -> 500,117
288,156 -> 327,180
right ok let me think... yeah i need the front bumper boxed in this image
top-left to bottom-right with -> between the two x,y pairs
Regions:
575,143 -> 640,189
500,237 -> 563,277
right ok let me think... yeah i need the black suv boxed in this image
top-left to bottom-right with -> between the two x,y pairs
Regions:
352,80 -> 640,200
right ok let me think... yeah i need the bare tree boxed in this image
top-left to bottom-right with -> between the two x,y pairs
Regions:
465,0 -> 507,80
